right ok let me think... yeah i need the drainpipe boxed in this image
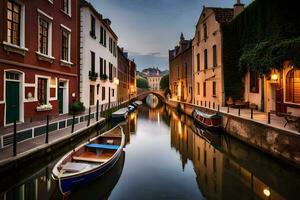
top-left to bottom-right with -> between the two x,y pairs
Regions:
261,75 -> 265,112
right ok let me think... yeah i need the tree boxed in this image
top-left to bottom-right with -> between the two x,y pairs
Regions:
160,74 -> 169,90
137,77 -> 149,89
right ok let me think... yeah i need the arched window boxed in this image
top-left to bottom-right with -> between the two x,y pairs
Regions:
286,69 -> 300,103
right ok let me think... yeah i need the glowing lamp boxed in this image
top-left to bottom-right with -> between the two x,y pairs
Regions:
113,78 -> 119,85
72,92 -> 76,98
263,188 -> 270,197
271,74 -> 278,81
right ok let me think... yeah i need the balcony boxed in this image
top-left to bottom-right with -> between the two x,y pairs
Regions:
89,71 -> 98,81
100,74 -> 108,81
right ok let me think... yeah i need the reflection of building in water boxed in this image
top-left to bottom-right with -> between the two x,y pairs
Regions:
148,105 -> 164,122
193,133 -> 224,200
169,109 -> 285,200
146,94 -> 159,108
4,167 -> 56,199
170,111 -> 194,170
222,158 -> 284,200
129,112 -> 137,134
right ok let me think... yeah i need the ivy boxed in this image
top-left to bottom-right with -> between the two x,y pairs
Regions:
221,0 -> 300,99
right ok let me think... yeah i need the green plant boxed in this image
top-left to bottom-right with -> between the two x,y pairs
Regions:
137,77 -> 149,89
70,101 -> 85,114
160,74 -> 169,90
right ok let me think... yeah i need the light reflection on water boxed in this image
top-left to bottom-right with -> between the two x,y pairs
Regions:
1,104 -> 300,200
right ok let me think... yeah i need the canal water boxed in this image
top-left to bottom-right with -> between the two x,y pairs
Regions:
1,103 -> 300,200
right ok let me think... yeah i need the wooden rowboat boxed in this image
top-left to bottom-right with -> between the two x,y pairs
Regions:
52,125 -> 125,194
192,109 -> 222,131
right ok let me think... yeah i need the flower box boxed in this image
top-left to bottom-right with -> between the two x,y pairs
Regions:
36,104 -> 53,112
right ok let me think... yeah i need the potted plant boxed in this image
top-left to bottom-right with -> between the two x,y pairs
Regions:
70,101 -> 85,114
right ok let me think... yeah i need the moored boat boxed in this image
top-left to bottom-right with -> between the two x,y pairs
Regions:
134,100 -> 143,106
192,109 -> 222,131
52,125 -> 125,194
128,105 -> 135,113
112,108 -> 128,121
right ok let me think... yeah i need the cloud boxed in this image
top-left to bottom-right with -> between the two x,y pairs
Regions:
127,50 -> 168,58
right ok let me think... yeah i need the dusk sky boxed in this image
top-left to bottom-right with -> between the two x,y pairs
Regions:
89,0 -> 251,71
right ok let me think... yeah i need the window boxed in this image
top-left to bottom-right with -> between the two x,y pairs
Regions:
213,45 -> 217,67
112,89 -> 115,97
100,57 -> 104,75
100,26 -> 106,46
62,0 -> 70,15
286,69 -> 300,103
204,49 -> 208,69
203,23 -> 208,40
91,51 -> 95,72
97,84 -> 99,95
104,59 -> 107,75
250,70 -> 259,93
109,63 -> 112,81
90,15 -> 95,38
38,78 -> 47,105
197,30 -> 200,44
213,81 -> 216,97
102,87 -> 105,100
7,1 -> 21,45
109,37 -> 113,54
197,53 -> 200,71
113,41 -> 116,57
61,30 -> 70,61
90,85 -> 95,105
39,18 -> 49,55
197,82 -> 200,95
203,82 -> 206,97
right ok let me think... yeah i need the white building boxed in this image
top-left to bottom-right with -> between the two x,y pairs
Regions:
80,1 -> 118,108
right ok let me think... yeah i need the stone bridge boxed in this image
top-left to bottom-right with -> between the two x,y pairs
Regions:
135,90 -> 166,103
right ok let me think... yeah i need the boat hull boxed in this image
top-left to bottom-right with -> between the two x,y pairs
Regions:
192,110 -> 222,131
58,148 -> 123,194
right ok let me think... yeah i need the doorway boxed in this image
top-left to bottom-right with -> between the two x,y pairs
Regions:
5,72 -> 21,125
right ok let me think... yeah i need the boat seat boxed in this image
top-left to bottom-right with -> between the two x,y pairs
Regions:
85,143 -> 119,150
72,156 -> 109,163
62,162 -> 90,172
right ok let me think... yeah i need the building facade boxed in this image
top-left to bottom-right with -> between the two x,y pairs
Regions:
193,6 -> 235,108
117,47 -> 137,102
80,0 -> 118,108
0,0 -> 79,126
147,74 -> 161,90
169,33 -> 192,102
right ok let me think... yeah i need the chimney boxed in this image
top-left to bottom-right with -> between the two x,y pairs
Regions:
234,0 -> 244,17
103,18 -> 111,26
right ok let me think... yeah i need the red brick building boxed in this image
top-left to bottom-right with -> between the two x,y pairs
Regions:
169,33 -> 193,102
0,0 -> 79,126
117,47 -> 137,102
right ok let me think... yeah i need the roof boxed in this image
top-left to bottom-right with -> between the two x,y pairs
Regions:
207,7 -> 234,23
196,6 -> 234,26
169,39 -> 192,61
80,0 -> 118,40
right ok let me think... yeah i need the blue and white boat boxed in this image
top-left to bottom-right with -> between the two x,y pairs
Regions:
128,105 -> 135,113
52,125 -> 125,194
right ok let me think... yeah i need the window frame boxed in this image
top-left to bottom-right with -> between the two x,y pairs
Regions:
203,81 -> 206,97
213,45 -> 217,68
37,9 -> 53,57
61,28 -> 71,62
90,15 -> 96,38
37,77 -> 48,105
204,49 -> 208,70
7,1 -> 21,46
286,69 -> 300,103
61,0 -> 71,16
249,70 -> 259,93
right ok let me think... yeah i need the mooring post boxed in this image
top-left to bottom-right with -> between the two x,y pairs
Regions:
87,107 -> 91,126
238,107 -> 241,116
100,104 -> 103,118
268,112 -> 271,124
71,112 -> 75,133
13,120 -> 17,157
96,100 -> 99,121
227,106 -> 230,113
251,108 -> 253,119
45,115 -> 49,143
217,105 -> 220,113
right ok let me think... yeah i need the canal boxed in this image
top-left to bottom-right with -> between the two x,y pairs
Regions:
1,102 -> 300,200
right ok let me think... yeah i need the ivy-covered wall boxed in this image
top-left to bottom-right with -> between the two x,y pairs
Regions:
221,0 -> 300,99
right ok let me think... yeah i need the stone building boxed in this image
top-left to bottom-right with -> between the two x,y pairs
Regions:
169,33 -> 192,102
192,5 -> 237,108
79,0 -> 118,108
0,0 -> 79,126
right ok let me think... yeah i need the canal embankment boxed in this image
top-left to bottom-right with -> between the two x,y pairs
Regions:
166,99 -> 300,168
0,101 -> 129,174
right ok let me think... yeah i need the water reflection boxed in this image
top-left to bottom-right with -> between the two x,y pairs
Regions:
1,104 -> 300,200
